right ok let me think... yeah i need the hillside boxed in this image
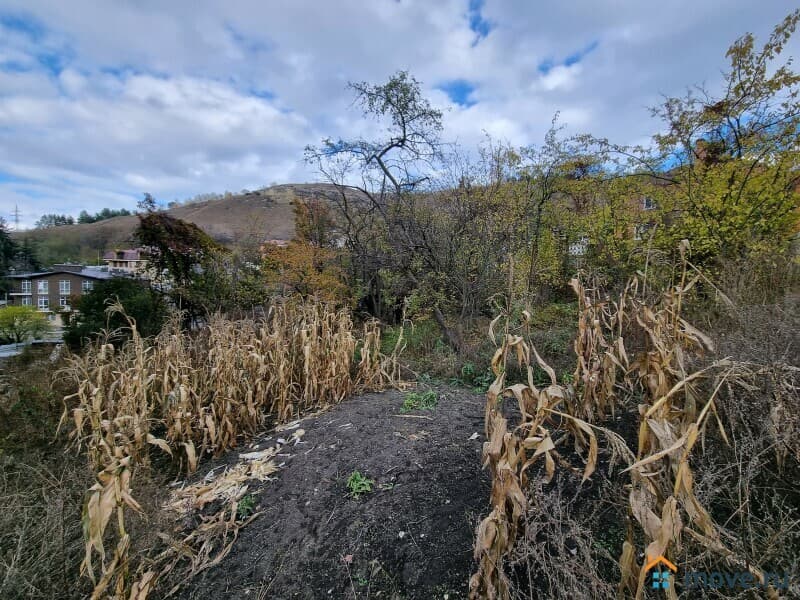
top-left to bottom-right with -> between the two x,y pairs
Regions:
12,183 -> 346,266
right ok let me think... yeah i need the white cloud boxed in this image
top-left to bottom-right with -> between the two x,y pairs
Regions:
0,0 -> 797,227
538,64 -> 582,92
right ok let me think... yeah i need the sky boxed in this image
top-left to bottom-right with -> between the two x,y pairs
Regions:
0,0 -> 796,229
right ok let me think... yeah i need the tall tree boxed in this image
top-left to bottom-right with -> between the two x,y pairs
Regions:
63,278 -> 167,349
652,10 -> 800,262
137,192 -> 158,213
306,71 -> 472,347
0,218 -> 16,274
34,213 -> 74,228
135,212 -> 237,320
0,218 -> 18,294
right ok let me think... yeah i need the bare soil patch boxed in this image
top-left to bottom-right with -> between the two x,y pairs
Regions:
177,386 -> 489,600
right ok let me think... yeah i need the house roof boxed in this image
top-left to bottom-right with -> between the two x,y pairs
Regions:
5,267 -> 117,281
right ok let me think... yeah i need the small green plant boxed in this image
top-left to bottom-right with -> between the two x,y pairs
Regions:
401,390 -> 438,412
237,494 -> 257,519
461,362 -> 477,381
450,362 -> 494,392
471,369 -> 494,393
347,471 -> 374,498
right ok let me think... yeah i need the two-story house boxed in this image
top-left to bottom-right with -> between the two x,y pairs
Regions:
103,248 -> 149,275
3,264 -> 116,326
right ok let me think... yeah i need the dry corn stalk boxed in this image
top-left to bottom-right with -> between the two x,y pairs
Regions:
604,247 -> 778,599
60,300 -> 403,599
571,276 -> 633,422
472,245 -> 781,599
470,308 -> 605,599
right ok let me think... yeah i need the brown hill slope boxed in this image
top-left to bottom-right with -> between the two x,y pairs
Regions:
13,184 -> 344,266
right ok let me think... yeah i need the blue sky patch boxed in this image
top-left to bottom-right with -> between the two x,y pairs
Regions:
0,12 -> 45,40
468,0 -> 491,42
539,39 -> 600,74
0,171 -> 24,184
565,40 -> 599,66
438,79 -> 477,107
37,51 -> 67,76
226,23 -> 273,54
0,60 -> 30,73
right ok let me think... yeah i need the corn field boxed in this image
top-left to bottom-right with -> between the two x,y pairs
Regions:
470,248 -> 789,599
60,300 -> 402,599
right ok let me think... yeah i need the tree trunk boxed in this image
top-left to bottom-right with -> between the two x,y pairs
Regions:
527,200 -> 545,295
432,306 -> 462,353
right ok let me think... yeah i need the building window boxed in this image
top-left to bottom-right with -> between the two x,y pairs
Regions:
568,236 -> 589,257
22,297 -> 32,306
59,280 -> 71,294
642,197 -> 657,211
634,223 -> 653,241
37,280 -> 48,294
60,296 -> 69,308
21,280 -> 31,293
38,297 -> 49,310
82,280 -> 94,293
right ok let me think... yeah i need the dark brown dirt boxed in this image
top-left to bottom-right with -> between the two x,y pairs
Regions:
178,386 -> 490,600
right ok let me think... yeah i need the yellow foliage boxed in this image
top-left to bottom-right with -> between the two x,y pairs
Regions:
261,240 -> 350,303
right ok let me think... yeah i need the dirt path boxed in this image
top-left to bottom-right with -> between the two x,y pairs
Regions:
179,386 -> 489,600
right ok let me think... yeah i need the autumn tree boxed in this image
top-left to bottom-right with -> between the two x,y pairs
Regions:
588,10 -> 800,268
306,71 -> 476,347
262,241 -> 349,302
135,212 -> 225,318
655,12 -> 799,263
293,197 -> 337,248
505,118 -> 611,298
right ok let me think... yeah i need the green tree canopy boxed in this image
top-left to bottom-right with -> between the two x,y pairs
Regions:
34,214 -> 74,228
63,278 -> 168,349
0,306 -> 50,344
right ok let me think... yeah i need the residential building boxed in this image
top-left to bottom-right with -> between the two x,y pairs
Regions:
3,264 -> 116,327
103,248 -> 150,275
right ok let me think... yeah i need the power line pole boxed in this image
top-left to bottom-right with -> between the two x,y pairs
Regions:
12,204 -> 20,230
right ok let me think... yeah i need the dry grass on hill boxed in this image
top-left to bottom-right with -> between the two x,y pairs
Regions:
13,184 -> 350,264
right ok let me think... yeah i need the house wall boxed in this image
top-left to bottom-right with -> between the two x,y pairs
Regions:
6,273 -> 100,326
105,259 -> 148,273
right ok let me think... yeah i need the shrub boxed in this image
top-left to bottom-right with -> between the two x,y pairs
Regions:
63,278 -> 167,349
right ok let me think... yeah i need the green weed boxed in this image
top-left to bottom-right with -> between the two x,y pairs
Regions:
347,471 -> 375,499
401,390 -> 438,412
237,494 -> 257,519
